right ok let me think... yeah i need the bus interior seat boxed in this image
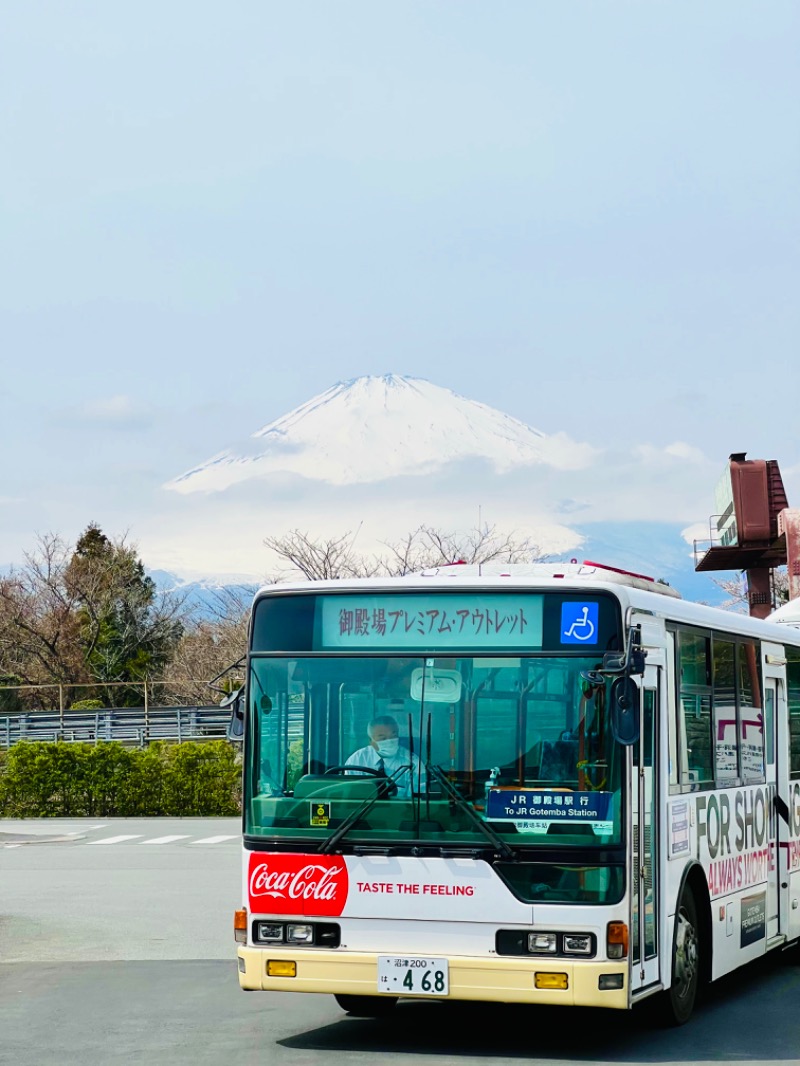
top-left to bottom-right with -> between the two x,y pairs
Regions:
539,739 -> 580,784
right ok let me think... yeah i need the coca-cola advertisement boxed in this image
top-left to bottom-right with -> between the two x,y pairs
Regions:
248,853 -> 349,916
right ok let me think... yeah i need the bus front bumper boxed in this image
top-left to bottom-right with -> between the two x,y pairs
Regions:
236,947 -> 628,1009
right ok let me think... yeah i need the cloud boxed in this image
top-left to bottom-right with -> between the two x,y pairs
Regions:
680,521 -> 711,547
632,441 -> 713,468
664,442 -> 708,464
537,432 -> 600,470
145,432 -> 729,578
67,395 -> 155,430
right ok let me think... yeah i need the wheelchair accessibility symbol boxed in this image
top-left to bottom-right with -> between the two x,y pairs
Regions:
561,602 -> 599,644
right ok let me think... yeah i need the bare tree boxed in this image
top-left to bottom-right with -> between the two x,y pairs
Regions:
711,568 -> 788,614
381,524 -> 545,575
264,523 -> 545,582
161,586 -> 252,705
264,529 -> 385,581
0,534 -> 87,688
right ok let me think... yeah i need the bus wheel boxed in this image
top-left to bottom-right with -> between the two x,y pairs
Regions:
657,888 -> 701,1026
334,994 -> 398,1016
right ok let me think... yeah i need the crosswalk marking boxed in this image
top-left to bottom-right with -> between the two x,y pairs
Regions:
1,830 -> 240,848
140,835 -> 191,845
88,834 -> 143,845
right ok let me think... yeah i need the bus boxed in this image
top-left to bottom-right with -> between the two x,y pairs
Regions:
233,561 -> 800,1025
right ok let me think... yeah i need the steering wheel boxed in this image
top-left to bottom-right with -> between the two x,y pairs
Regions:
324,765 -> 383,777
322,764 -> 398,796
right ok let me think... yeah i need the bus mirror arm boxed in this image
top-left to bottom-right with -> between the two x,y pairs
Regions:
601,626 -> 647,678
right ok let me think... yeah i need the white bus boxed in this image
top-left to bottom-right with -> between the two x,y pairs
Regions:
233,562 -> 800,1024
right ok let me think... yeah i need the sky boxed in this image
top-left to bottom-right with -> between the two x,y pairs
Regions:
1,3 -> 798,582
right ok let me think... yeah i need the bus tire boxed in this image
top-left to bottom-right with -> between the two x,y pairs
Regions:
334,994 -> 398,1016
655,887 -> 701,1026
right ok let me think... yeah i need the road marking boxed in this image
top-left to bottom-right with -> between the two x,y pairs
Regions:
140,835 -> 191,845
190,835 -> 238,844
88,835 -> 143,845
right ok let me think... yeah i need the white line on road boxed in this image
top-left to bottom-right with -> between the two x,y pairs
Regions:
87,835 -> 143,845
140,835 -> 191,845
190,835 -> 238,844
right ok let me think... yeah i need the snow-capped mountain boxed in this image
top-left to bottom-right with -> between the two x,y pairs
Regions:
148,569 -> 257,617
150,372 -> 734,603
165,375 -> 596,493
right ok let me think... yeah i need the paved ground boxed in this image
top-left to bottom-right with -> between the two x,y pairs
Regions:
2,818 -> 800,1066
0,817 -> 240,962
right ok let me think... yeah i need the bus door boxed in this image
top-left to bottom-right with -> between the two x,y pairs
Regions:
631,665 -> 660,991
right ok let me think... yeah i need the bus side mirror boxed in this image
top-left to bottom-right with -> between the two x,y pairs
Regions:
222,687 -> 244,742
610,676 -> 640,746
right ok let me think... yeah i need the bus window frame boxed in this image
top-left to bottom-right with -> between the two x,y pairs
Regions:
669,623 -> 765,794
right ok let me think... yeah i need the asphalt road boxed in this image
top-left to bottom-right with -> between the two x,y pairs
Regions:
2,818 -> 800,1066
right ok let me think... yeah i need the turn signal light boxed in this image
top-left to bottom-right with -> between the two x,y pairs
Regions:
234,908 -> 247,945
267,960 -> 297,977
606,921 -> 629,959
534,972 -> 568,990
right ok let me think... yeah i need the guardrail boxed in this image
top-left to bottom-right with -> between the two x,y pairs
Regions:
0,705 -> 231,748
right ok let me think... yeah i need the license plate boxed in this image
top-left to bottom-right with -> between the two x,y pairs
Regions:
377,956 -> 449,996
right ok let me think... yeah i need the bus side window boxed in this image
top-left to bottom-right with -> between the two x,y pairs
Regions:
712,637 -> 737,786
764,685 -> 775,767
787,649 -> 800,778
737,641 -> 764,785
677,630 -> 713,790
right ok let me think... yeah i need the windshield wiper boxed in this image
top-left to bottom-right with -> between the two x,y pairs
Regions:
317,766 -> 409,855
426,762 -> 516,861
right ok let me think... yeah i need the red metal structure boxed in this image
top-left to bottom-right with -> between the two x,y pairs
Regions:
695,452 -> 800,617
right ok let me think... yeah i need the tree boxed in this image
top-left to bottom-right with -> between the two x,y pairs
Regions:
0,526 -> 185,707
712,567 -> 788,614
0,533 -> 88,695
64,524 -> 185,706
264,523 -> 545,582
160,586 -> 252,705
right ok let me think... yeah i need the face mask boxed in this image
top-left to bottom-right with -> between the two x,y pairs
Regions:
375,738 -> 399,758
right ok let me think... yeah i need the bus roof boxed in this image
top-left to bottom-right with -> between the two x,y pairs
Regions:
252,562 -> 800,647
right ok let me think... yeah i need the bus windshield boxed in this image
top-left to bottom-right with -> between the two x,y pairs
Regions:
245,652 -> 625,856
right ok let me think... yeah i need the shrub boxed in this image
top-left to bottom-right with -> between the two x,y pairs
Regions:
0,740 -> 242,817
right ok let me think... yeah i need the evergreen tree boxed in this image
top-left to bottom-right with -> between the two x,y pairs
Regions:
65,524 -> 184,706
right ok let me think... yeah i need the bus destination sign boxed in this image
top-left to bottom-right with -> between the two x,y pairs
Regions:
486,788 -> 614,835
319,594 -> 543,650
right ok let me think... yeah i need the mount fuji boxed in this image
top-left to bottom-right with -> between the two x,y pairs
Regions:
165,375 -> 596,493
154,374 -> 729,603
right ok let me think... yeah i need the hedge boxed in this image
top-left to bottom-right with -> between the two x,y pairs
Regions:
0,740 -> 242,817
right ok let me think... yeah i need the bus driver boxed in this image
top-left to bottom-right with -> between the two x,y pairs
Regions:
345,715 -> 425,799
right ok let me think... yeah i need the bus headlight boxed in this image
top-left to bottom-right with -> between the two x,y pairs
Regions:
563,935 -> 593,955
257,922 -> 285,942
528,932 -> 557,954
286,923 -> 314,943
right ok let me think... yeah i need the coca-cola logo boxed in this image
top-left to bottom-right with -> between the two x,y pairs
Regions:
248,853 -> 349,916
